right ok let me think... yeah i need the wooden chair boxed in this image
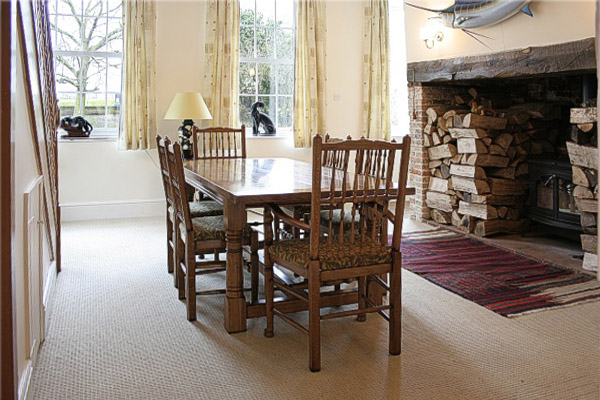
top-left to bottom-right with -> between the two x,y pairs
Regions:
192,125 -> 246,160
262,134 -> 411,371
156,134 -> 224,279
165,139 -> 260,321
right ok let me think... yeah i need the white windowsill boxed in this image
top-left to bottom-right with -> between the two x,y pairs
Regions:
246,134 -> 291,140
58,136 -> 118,143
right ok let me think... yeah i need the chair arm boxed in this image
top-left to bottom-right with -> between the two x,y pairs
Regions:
268,204 -> 311,232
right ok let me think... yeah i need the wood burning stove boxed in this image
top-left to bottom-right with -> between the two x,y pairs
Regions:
528,158 -> 582,233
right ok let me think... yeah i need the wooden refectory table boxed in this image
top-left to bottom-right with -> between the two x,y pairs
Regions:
184,157 -> 414,333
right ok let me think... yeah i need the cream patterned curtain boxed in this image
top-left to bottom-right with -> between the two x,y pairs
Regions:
119,0 -> 157,150
202,0 -> 240,127
294,0 -> 327,148
362,0 -> 390,141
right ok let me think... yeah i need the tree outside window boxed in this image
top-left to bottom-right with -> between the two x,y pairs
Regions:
49,0 -> 123,135
239,0 -> 295,134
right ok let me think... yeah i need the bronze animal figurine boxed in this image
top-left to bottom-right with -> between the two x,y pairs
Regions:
251,101 -> 276,136
60,116 -> 93,137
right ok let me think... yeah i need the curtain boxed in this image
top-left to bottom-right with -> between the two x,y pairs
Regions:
596,0 -> 599,279
294,0 -> 327,148
362,0 -> 390,141
202,0 -> 240,127
119,0 -> 157,150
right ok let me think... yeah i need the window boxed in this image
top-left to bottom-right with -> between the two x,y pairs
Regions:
239,0 -> 295,135
49,0 -> 123,137
389,3 -> 409,137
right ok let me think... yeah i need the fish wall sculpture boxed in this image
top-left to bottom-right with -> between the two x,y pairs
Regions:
407,0 -> 534,47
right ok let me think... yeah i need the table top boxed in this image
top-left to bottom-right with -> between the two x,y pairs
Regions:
184,157 -> 413,206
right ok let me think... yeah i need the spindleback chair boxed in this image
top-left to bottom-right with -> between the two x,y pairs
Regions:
262,134 -> 411,371
156,135 -> 224,281
192,125 -> 247,160
165,140 -> 259,321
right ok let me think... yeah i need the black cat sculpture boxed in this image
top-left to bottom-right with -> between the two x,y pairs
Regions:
60,116 -> 93,138
250,101 -> 276,136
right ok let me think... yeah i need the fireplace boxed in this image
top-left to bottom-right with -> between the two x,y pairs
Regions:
406,38 -> 597,243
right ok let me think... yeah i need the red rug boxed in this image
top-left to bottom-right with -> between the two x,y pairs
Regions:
400,230 -> 600,317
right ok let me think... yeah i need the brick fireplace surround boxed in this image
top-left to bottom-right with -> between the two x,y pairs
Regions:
406,38 -> 597,223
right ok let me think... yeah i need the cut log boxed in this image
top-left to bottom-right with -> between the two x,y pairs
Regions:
449,164 -> 486,179
431,209 -> 452,225
463,193 -> 521,206
505,208 -> 521,220
481,137 -> 493,147
506,147 -> 517,160
463,113 -> 507,130
489,167 -> 516,180
429,160 -> 442,169
581,234 -> 597,254
570,125 -> 592,145
438,117 -> 449,132
440,163 -> 451,179
428,177 -> 453,193
509,103 -> 559,120
432,131 -> 442,146
506,110 -> 530,125
570,107 -> 597,124
424,124 -> 435,135
566,141 -> 598,169
489,178 -> 525,195
497,207 -> 508,218
452,176 -> 491,194
573,185 -> 594,199
474,219 -> 525,237
493,133 -> 513,150
457,138 -> 488,154
426,106 -> 452,125
577,123 -> 596,133
442,135 -> 453,144
488,144 -> 507,156
515,163 -> 529,177
582,252 -> 598,272
572,166 -> 590,187
450,153 -> 463,164
428,144 -> 457,161
458,201 -> 498,220
423,134 -> 432,148
464,154 -> 509,168
580,212 -> 597,230
425,191 -> 457,213
512,132 -> 531,145
575,198 -> 598,213
449,128 -> 488,139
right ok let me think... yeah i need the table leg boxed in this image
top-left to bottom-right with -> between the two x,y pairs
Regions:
224,201 -> 247,333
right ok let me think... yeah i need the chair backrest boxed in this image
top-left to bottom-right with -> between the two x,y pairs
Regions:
309,134 -> 411,259
156,134 -> 173,207
192,125 -> 247,160
165,140 -> 193,230
322,134 -> 350,169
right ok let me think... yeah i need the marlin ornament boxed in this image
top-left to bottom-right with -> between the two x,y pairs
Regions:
406,0 -> 534,48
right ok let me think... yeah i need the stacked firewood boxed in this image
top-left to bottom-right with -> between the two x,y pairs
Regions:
424,92 -> 560,237
566,106 -> 598,272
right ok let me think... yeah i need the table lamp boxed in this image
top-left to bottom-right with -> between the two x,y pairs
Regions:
164,92 -> 212,159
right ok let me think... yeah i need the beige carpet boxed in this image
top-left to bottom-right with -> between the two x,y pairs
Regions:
29,217 -> 600,400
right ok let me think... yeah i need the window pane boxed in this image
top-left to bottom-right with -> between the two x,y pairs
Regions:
240,26 -> 255,58
107,58 -> 122,92
54,15 -> 81,51
275,28 -> 294,59
239,62 -> 256,95
256,27 -> 274,58
106,93 -> 121,128
106,18 -> 124,53
277,96 -> 293,129
255,0 -> 275,26
82,92 -> 106,128
106,0 -> 122,18
55,55 -> 81,92
240,0 -> 255,25
83,15 -> 108,51
276,64 -> 293,95
276,0 -> 294,28
48,0 -> 58,14
57,92 -> 77,118
257,63 -> 273,95
239,96 -> 255,130
82,57 -> 106,93
57,0 -> 82,15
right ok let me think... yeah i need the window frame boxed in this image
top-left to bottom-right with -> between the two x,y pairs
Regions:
49,0 -> 123,139
239,0 -> 295,136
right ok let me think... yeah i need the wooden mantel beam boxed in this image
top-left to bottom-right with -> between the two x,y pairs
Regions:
407,38 -> 596,84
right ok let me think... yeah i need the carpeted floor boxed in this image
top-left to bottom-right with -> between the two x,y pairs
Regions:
29,217 -> 600,400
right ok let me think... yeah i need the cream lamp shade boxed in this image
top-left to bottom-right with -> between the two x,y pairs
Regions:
164,92 -> 213,121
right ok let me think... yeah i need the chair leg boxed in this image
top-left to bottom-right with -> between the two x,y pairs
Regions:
308,261 -> 321,372
167,213 -> 174,274
250,231 -> 259,304
357,276 -> 367,322
175,225 -> 185,299
389,251 -> 402,355
213,249 -> 219,261
186,240 -> 197,321
263,260 -> 274,338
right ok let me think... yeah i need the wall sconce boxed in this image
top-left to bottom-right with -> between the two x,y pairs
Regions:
420,22 -> 444,49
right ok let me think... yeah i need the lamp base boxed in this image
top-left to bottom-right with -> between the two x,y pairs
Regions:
178,119 -> 195,160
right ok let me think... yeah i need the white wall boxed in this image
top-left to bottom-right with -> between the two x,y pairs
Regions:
59,0 -> 366,220
404,0 -> 596,62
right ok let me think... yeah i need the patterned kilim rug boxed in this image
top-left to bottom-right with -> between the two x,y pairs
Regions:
400,229 -> 600,317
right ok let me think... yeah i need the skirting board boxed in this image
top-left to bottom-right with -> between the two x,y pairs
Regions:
60,199 -> 165,222
18,360 -> 32,400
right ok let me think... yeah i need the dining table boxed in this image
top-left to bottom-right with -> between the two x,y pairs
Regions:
184,157 -> 414,333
